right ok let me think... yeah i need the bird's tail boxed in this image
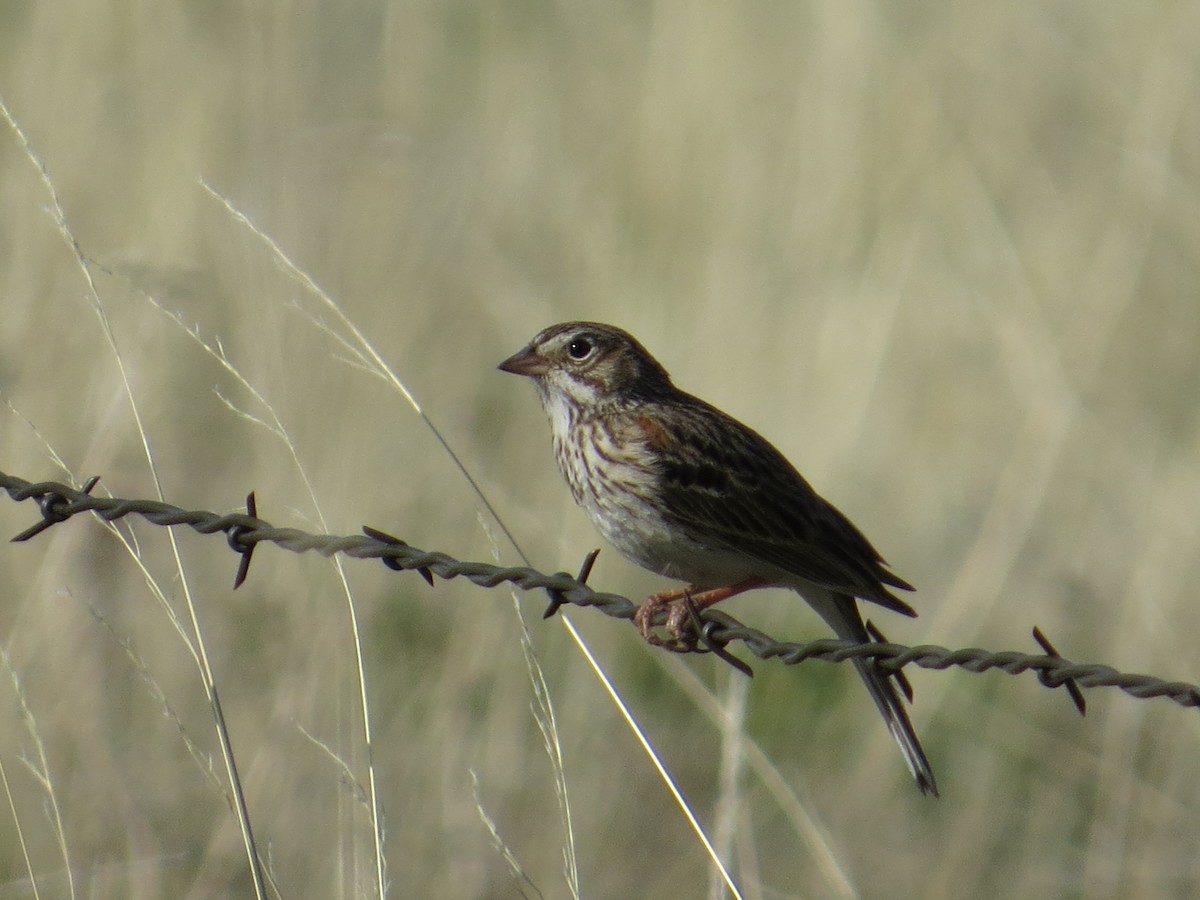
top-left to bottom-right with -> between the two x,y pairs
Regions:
848,654 -> 938,796
804,587 -> 939,797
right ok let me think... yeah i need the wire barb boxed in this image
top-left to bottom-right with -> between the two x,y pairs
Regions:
228,491 -> 258,589
543,548 -> 600,619
361,525 -> 435,586
1032,626 -> 1087,716
694,614 -> 755,679
10,474 -> 100,542
2,468 -> 1198,714
866,619 -> 914,703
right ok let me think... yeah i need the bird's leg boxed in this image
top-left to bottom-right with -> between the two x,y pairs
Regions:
636,578 -> 766,647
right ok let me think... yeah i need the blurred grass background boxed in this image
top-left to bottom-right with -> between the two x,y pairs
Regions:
1,1 -> 1199,897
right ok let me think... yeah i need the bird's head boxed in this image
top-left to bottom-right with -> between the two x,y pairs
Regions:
498,321 -> 673,410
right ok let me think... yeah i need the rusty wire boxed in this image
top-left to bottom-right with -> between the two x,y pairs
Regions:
3,468 -> 1198,712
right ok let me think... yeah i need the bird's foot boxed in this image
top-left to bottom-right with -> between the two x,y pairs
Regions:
634,579 -> 765,650
634,585 -> 699,650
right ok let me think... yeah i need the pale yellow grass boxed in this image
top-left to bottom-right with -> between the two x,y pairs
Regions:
1,3 -> 1199,898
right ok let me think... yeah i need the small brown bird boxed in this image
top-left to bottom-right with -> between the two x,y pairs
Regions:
499,321 -> 937,796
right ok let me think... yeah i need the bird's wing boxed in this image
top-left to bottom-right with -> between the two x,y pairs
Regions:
630,395 -> 917,616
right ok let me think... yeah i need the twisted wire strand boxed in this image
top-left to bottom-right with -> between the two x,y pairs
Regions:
3,469 -> 1198,711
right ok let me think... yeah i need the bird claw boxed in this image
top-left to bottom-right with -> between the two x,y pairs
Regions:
638,609 -> 700,652
634,592 -> 755,675
635,579 -> 766,650
634,587 -> 700,650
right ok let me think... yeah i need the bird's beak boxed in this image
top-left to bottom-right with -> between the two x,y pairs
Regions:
498,344 -> 549,377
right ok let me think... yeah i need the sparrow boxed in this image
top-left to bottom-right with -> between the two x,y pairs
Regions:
499,321 -> 937,795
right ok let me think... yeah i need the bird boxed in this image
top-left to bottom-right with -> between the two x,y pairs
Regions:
498,321 -> 937,796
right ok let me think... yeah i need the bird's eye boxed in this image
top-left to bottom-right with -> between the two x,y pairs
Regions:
567,337 -> 594,360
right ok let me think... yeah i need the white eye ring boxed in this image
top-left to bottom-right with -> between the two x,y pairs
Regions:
567,337 -> 594,360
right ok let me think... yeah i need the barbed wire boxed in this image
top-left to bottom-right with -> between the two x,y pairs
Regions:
3,468 -> 1198,713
